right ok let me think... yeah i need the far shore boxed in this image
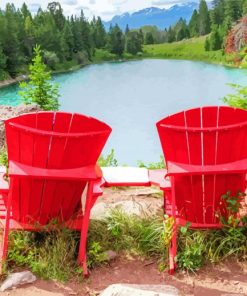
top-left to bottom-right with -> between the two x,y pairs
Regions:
0,75 -> 27,89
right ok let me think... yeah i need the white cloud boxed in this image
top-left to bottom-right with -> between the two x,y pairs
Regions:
0,0 -> 197,20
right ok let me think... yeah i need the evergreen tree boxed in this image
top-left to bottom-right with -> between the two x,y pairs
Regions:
126,31 -> 143,55
198,0 -> 210,35
138,29 -> 144,44
167,26 -> 175,43
3,3 -> 20,77
60,21 -> 74,60
48,2 -> 65,31
94,17 -> 106,48
125,24 -> 130,35
145,32 -> 154,44
205,37 -> 210,51
209,25 -> 222,50
224,0 -> 242,22
107,24 -> 125,56
189,9 -> 199,37
0,44 -> 6,79
19,45 -> 60,110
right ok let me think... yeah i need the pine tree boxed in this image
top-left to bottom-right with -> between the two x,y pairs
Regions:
60,21 -> 74,60
126,31 -> 143,55
107,24 -> 125,56
0,44 -> 6,79
125,24 -> 130,35
94,17 -> 107,48
145,32 -> 154,44
205,37 -> 210,51
189,9 -> 199,37
209,26 -> 222,50
198,0 -> 210,35
19,45 -> 60,110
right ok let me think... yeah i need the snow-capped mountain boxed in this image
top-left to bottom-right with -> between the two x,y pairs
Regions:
103,2 -> 199,30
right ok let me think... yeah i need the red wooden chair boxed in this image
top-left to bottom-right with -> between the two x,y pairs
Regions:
0,111 -> 111,275
157,106 -> 247,274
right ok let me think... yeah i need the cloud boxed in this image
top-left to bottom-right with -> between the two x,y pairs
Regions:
152,0 -> 197,5
108,0 -> 128,6
76,5 -> 90,11
63,0 -> 78,5
89,0 -> 96,4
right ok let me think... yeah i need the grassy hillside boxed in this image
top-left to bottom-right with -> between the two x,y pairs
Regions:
143,36 -> 236,67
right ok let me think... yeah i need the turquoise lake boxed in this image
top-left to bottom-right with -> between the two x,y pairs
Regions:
0,59 -> 246,165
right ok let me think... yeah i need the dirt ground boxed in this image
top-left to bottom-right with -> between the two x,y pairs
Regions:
1,258 -> 246,296
1,187 -> 247,296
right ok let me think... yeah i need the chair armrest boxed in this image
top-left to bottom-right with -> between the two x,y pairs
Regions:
166,158 -> 247,177
148,169 -> 171,190
9,161 -> 102,181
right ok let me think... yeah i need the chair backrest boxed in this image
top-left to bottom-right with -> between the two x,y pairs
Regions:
5,112 -> 111,225
157,106 -> 247,224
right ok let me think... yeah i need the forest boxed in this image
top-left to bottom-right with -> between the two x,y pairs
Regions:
1,0 -> 247,80
0,2 -> 144,80
159,0 -> 247,51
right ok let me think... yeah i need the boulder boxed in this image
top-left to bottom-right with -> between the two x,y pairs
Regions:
100,284 -> 180,296
0,271 -> 37,291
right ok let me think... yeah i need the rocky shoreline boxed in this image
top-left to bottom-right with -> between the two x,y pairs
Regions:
0,104 -> 40,150
0,75 -> 27,89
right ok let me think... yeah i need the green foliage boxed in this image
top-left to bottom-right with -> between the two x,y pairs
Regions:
177,224 -> 206,271
207,26 -> 222,51
98,149 -> 118,167
107,24 -> 125,57
223,83 -> 247,110
126,31 -> 143,55
19,45 -> 60,110
0,149 -> 8,172
189,9 -> 199,37
145,32 -> 155,45
198,0 -> 211,36
8,227 -> 80,282
138,155 -> 165,169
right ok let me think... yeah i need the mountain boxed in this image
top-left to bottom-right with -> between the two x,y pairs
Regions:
103,2 -> 199,31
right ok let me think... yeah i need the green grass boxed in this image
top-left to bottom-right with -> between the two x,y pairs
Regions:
143,36 -> 236,67
6,207 -> 247,281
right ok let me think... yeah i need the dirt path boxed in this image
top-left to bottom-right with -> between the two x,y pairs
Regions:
1,258 -> 246,296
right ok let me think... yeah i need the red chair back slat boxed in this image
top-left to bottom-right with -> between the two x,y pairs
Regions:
5,112 -> 111,225
157,106 -> 247,225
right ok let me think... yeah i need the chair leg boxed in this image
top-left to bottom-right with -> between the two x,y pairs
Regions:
0,188 -> 12,274
78,181 -> 94,277
169,176 -> 177,275
169,223 -> 177,275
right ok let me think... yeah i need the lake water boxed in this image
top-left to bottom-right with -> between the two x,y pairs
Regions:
0,59 -> 246,165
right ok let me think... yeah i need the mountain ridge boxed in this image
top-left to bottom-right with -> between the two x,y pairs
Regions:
103,2 -> 199,31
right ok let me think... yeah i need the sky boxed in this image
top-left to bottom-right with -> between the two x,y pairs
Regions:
0,0 -> 199,20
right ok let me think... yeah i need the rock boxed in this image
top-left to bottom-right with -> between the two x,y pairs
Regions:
99,284 -> 180,296
0,271 -> 37,291
91,200 -> 162,221
0,104 -> 41,150
0,286 -> 64,296
105,250 -> 117,261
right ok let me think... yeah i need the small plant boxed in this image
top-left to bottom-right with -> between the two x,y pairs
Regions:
221,191 -> 246,227
87,242 -> 107,268
19,45 -> 60,111
98,149 -> 118,167
0,149 -> 8,168
223,83 -> 247,110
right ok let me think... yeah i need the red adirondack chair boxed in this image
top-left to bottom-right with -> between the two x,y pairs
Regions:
0,111 -> 111,275
157,106 -> 247,274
